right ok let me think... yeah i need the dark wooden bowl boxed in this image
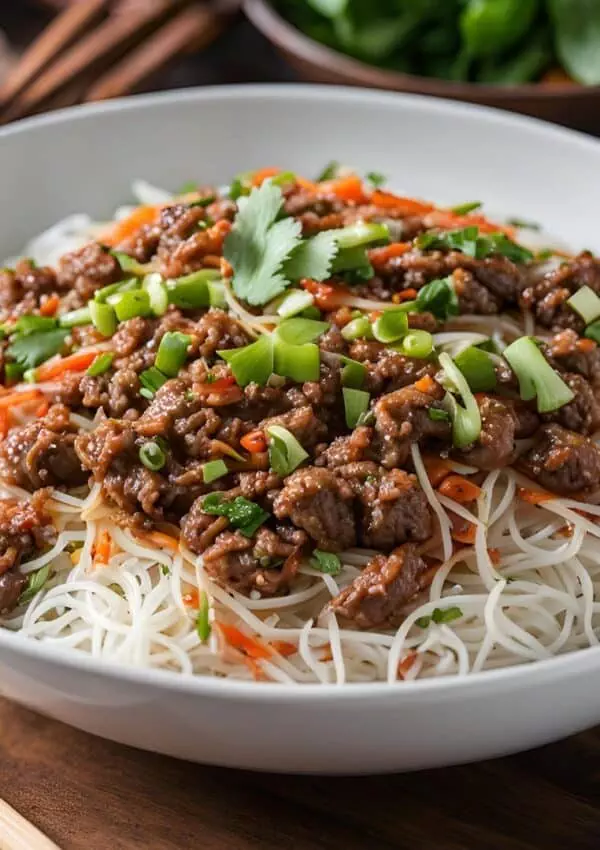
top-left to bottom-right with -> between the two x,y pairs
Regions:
245,0 -> 600,134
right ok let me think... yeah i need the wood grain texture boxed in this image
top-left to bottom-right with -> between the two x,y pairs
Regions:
1,698 -> 599,850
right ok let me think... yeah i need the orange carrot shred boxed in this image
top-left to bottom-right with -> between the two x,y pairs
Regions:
240,429 -> 267,454
0,389 -> 43,409
218,623 -> 272,659
319,175 -> 367,204
36,350 -> 100,382
0,408 -> 9,440
250,167 -> 281,187
450,513 -> 477,545
300,278 -> 348,311
577,338 -> 596,353
422,455 -> 452,487
93,530 -> 111,566
518,487 -> 554,505
438,475 -> 482,504
183,590 -> 200,608
392,288 -> 418,304
100,204 -> 161,247
371,190 -> 434,216
368,242 -> 411,268
35,401 -> 49,418
414,375 -> 437,395
140,530 -> 180,552
270,640 -> 297,657
39,294 -> 60,317
487,548 -> 501,566
398,651 -> 417,680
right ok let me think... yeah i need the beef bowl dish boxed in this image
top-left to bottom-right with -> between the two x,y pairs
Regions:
2,164 -> 600,687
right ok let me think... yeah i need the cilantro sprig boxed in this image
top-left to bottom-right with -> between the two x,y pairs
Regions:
416,226 -> 533,264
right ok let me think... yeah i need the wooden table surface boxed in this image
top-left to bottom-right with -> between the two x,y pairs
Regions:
2,6 -> 600,850
0,697 -> 599,850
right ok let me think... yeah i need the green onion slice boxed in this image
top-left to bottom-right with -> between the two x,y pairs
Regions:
334,221 -> 390,250
95,278 -> 138,303
265,424 -> 309,477
503,336 -> 575,414
167,269 -> 220,309
340,355 -> 366,389
372,308 -> 409,344
341,316 -> 372,342
343,387 -> 370,429
275,317 -> 329,345
113,289 -> 152,321
449,201 -> 482,215
208,281 -> 227,309
454,345 -> 497,392
139,366 -> 168,399
416,278 -> 459,320
143,273 -> 169,317
58,307 -> 91,329
274,339 -> 320,383
111,251 -> 152,276
219,334 -> 274,388
585,321 -> 600,344
89,300 -> 117,338
276,290 -> 314,318
438,352 -> 482,448
567,285 -> 600,324
202,459 -> 228,484
399,330 -> 434,359
139,440 -> 167,471
155,331 -> 191,377
196,591 -> 211,642
87,352 -> 114,377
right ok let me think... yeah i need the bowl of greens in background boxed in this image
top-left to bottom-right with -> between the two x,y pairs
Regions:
245,0 -> 600,132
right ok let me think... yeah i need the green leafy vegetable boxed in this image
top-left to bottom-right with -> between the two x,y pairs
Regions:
139,366 -> 168,399
89,300 -> 117,338
87,352 -> 114,377
18,565 -> 51,606
224,180 -> 302,306
7,328 -> 69,370
265,424 -> 309,476
372,308 -> 409,343
340,355 -> 366,389
14,315 -> 58,334
417,227 -> 533,264
315,161 -> 340,181
416,278 -> 459,320
439,352 -> 482,449
366,171 -> 386,188
461,0 -> 539,59
567,285 -> 600,324
275,290 -> 315,318
549,0 -> 600,84
283,230 -> 339,282
218,334 -> 274,388
310,549 -> 342,575
155,331 -> 191,377
202,493 -> 270,537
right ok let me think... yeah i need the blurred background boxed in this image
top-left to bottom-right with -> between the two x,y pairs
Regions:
1,0 -> 599,133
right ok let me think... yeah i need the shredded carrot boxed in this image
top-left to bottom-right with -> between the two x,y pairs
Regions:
39,294 -> 60,317
368,242 -> 411,268
251,167 -> 281,187
183,590 -> 200,608
295,176 -> 319,192
0,389 -> 43,409
414,375 -> 437,395
554,524 -> 574,539
0,408 -> 9,440
140,530 -> 179,552
100,204 -> 161,247
487,548 -> 501,566
36,350 -> 100,382
196,376 -> 236,395
220,257 -> 233,278
300,278 -> 348,311
270,640 -> 297,657
450,513 -> 477,545
202,254 -> 222,268
371,190 -> 434,216
398,651 -> 417,680
426,209 -> 515,238
320,648 -> 334,662
319,175 -> 367,204
245,657 -> 270,681
576,338 -> 597,353
93,530 -> 111,567
422,455 -> 452,487
35,401 -> 49,418
217,623 -> 272,659
392,288 -> 418,304
438,474 -> 482,504
240,429 -> 267,454
518,486 -> 554,505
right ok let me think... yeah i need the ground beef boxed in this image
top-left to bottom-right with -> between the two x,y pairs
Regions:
348,340 -> 438,395
338,464 -> 432,549
316,426 -> 374,468
452,267 -> 502,314
57,242 -> 121,308
158,220 -> 231,279
326,543 -> 431,629
190,309 -> 250,360
546,330 -> 600,384
0,260 -> 60,320
201,527 -> 304,596
520,424 -> 600,495
237,471 -> 282,501
373,381 -> 450,468
260,405 -> 327,450
520,254 -> 600,332
544,373 -> 600,435
273,467 -> 356,552
0,405 -> 86,490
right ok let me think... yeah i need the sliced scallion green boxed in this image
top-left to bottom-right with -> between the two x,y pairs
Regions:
95,277 -> 138,303
143,273 -> 169,317
334,221 -> 390,250
110,251 -> 151,276
274,339 -> 320,383
155,331 -> 191,377
398,330 -> 433,359
86,352 -> 114,377
113,289 -> 152,321
139,366 -> 168,399
341,316 -> 372,341
449,201 -> 482,215
208,280 -> 227,309
58,307 -> 91,329
89,300 -> 117,338
503,336 -> 575,413
340,355 -> 366,389
454,345 -> 497,392
567,285 -> 600,324
196,591 -> 211,642
167,269 -> 220,309
276,290 -> 314,318
202,459 -> 228,484
139,440 -> 167,471
438,352 -> 482,448
311,549 -> 342,575
372,308 -> 409,344
585,321 -> 600,344
218,334 -> 274,387
343,387 -> 370,428
265,424 -> 309,476
4,362 -> 23,382
275,317 -> 329,345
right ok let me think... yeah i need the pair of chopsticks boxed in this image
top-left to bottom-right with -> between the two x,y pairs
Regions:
0,798 -> 61,850
0,0 -> 236,125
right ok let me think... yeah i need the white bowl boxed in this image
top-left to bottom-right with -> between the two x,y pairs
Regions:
1,85 -> 600,774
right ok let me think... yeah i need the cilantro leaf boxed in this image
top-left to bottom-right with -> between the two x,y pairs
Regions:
283,230 -> 339,282
310,549 -> 342,575
416,226 -> 533,264
202,493 -> 270,537
7,328 -> 69,370
224,181 -> 302,306
416,277 -> 459,320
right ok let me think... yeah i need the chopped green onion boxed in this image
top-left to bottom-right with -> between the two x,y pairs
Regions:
139,440 -> 167,471
113,289 -> 152,321
58,307 -> 91,329
331,246 -> 374,279
275,317 -> 329,345
503,336 -> 575,414
202,459 -> 228,484
567,285 -> 600,324
86,352 -> 114,377
310,549 -> 342,575
299,305 -> 322,320
416,606 -> 463,628
372,308 -> 409,344
454,346 -> 497,392
95,277 -> 138,302
219,334 -> 273,387
167,269 -> 220,309
270,170 -> 296,186
340,355 -> 366,389
316,161 -> 339,182
201,493 -> 269,537
155,331 -> 191,377
449,201 -> 482,215
398,330 -> 433,359
507,217 -> 541,231
365,171 -> 386,188
276,290 -> 314,318
89,300 -> 117,338
428,407 -> 450,422
208,281 -> 226,309
143,273 -> 169,317
18,564 -> 51,606
265,424 -> 309,476
14,315 -> 58,334
110,251 -> 151,276
341,316 -> 372,341
23,368 -> 37,383
584,321 -> 600,344
334,221 -> 390,250
343,387 -> 370,429
4,362 -> 23,382
196,591 -> 211,642
275,339 -> 320,383
139,366 -> 168,398
438,352 -> 482,449
416,278 -> 459,320
188,194 -> 216,208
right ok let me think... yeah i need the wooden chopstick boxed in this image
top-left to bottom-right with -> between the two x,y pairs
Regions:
1,0 -> 187,123
85,5 -> 225,102
0,0 -> 111,109
0,798 -> 61,850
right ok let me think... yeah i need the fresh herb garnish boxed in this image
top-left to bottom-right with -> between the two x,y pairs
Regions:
366,171 -> 386,188
139,366 -> 168,399
283,230 -> 339,282
7,328 -> 69,370
18,565 -> 51,606
14,315 -> 58,334
265,425 -> 308,477
316,161 -> 339,182
416,606 -> 463,628
201,493 -> 270,537
416,226 -> 534,264
310,549 -> 342,576
449,201 -> 482,215
416,277 -> 459,320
